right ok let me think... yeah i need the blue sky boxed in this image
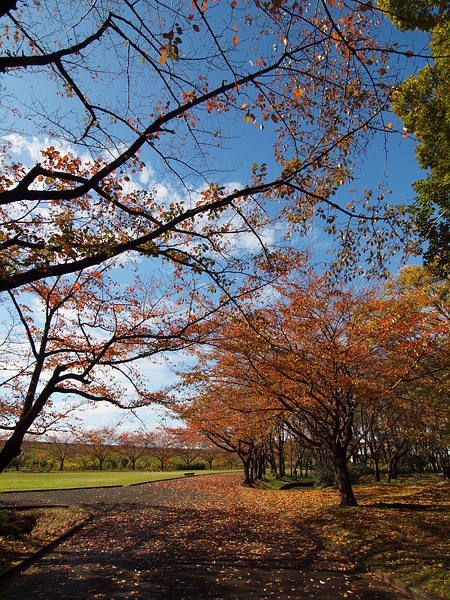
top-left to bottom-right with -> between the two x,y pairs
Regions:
0,1 -> 433,433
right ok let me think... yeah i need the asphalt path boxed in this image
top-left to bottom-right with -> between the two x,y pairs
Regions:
0,473 -> 409,600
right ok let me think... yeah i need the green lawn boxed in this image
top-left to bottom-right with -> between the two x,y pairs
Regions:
0,469 -> 232,492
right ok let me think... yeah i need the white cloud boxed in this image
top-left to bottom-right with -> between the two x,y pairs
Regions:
5,134 -> 93,167
139,165 -> 154,185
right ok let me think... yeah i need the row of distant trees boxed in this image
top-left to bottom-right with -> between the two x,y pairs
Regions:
1,427 -> 240,473
2,420 -> 447,485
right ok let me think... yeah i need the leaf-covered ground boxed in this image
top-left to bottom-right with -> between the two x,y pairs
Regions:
0,507 -> 90,572
0,473 -> 407,600
242,475 -> 450,600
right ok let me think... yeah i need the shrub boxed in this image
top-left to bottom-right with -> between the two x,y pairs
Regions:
0,510 -> 37,537
175,462 -> 206,471
348,463 -> 374,483
312,456 -> 335,487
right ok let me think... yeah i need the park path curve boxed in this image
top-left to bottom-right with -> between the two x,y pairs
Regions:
0,473 -> 408,600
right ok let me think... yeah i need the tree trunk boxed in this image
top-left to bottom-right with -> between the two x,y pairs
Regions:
333,449 -> 358,507
429,452 -> 438,473
387,440 -> 408,483
388,456 -> 398,481
0,426 -> 27,473
373,455 -> 380,482
240,455 -> 252,485
279,448 -> 285,478
269,453 -> 278,478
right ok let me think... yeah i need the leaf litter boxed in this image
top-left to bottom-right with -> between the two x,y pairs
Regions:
1,473 -> 415,600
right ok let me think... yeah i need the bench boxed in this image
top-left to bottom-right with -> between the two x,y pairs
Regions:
183,472 -> 195,477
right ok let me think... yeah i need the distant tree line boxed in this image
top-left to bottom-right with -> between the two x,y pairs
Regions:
0,427 -> 240,473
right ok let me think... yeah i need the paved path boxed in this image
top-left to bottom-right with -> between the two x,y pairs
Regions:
0,473 -> 408,600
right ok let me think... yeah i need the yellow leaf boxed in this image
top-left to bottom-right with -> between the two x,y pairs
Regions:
169,45 -> 179,61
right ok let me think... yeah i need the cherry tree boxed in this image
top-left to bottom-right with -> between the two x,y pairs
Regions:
0,0 -> 415,293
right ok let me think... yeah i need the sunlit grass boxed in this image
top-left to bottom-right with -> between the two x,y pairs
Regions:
0,469 -> 233,492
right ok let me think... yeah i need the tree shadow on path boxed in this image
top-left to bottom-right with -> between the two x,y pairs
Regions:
0,474 -> 408,600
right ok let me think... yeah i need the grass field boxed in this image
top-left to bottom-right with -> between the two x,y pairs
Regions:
0,469 -> 232,492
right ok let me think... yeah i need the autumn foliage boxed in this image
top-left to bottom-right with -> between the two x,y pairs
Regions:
0,265 -> 216,472
0,0 -> 413,293
0,2 -> 448,483
174,269 -> 449,505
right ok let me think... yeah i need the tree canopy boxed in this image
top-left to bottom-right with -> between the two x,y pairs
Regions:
173,268 -> 449,504
0,0 -> 420,288
385,0 -> 450,274
1,1 -> 449,471
0,262 -> 220,471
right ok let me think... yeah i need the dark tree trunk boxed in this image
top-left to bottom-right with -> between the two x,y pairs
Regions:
0,426 -> 27,473
373,455 -> 380,482
428,452 -> 437,472
241,455 -> 252,485
333,448 -> 358,507
387,440 -> 408,483
257,457 -> 265,480
279,447 -> 285,477
269,453 -> 278,478
389,457 -> 398,481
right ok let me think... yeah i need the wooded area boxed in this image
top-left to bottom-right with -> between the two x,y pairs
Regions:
0,0 -> 449,505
